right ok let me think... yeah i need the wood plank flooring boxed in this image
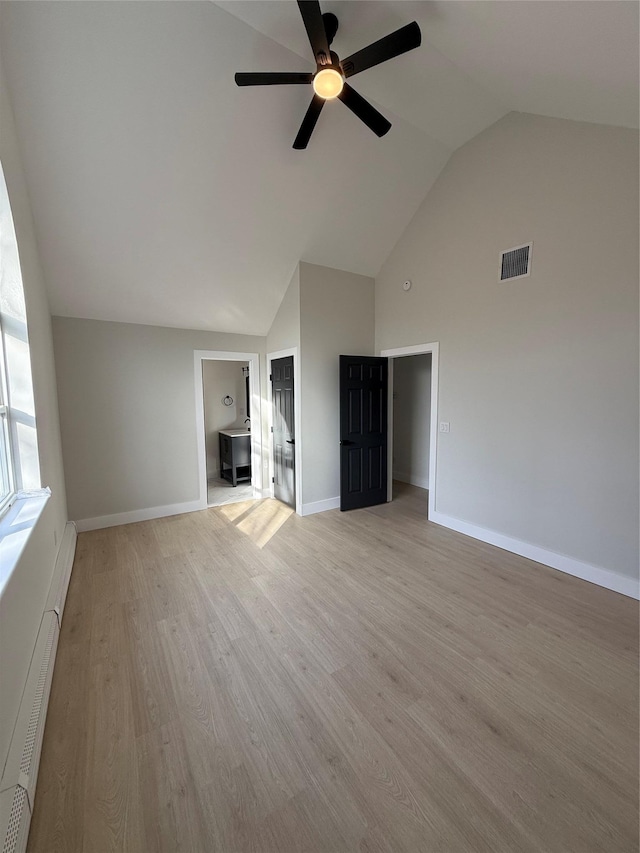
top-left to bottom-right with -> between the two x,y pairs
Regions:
28,484 -> 639,852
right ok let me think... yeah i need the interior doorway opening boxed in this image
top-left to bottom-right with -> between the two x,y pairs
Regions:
203,358 -> 251,506
392,353 -> 432,502
382,343 -> 439,519
194,350 -> 261,510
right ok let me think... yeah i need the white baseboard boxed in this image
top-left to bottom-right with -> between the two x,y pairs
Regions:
73,498 -> 638,598
301,497 -> 340,516
75,500 -> 203,532
394,471 -> 430,490
430,510 -> 639,600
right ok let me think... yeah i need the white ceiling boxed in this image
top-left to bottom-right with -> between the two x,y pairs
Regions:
1,1 -> 637,336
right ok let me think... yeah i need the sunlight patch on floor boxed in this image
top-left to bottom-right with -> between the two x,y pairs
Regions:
235,499 -> 293,548
218,499 -> 258,522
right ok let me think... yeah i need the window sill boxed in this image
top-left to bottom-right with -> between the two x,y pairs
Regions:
0,489 -> 51,600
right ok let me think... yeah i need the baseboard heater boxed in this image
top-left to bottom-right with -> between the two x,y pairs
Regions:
0,521 -> 77,853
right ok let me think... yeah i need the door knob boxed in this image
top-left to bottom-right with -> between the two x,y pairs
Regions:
286,439 -> 295,445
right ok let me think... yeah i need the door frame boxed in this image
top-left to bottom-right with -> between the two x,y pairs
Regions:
267,347 -> 302,516
380,342 -> 439,519
194,350 -> 262,509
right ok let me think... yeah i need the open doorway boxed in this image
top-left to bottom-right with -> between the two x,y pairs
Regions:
391,353 -> 431,511
203,359 -> 252,506
382,343 -> 439,519
194,350 -> 261,510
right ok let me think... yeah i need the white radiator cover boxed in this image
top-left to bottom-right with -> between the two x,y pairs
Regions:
0,788 -> 29,853
0,522 -> 76,853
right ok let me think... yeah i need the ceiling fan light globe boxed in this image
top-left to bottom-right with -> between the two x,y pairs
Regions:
313,68 -> 344,100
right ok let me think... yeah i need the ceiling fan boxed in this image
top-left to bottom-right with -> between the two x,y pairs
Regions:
234,0 -> 421,150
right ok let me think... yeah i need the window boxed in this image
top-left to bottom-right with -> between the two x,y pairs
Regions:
0,332 -> 13,513
0,160 -> 39,516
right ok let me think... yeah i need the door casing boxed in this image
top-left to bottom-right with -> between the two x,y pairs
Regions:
380,342 -> 439,519
194,350 -> 262,510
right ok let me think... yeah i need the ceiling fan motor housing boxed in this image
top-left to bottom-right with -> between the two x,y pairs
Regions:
322,13 -> 339,47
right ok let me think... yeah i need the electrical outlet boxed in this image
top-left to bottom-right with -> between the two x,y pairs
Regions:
439,422 -> 450,433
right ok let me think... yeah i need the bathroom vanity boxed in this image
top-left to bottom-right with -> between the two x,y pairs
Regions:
219,429 -> 251,486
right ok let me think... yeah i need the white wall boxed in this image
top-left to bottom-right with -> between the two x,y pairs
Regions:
202,359 -> 249,478
393,354 -> 431,489
376,112 -> 639,581
52,317 -> 265,523
266,266 -> 300,355
0,55 -> 68,772
299,262 -> 375,508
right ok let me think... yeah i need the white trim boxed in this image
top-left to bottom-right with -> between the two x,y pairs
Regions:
380,342 -> 439,521
75,500 -> 203,532
267,347 -> 302,516
430,510 -> 639,600
194,350 -> 262,510
301,497 -> 340,516
393,471 -> 430,491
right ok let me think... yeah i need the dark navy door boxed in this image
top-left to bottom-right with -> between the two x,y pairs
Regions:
339,355 -> 388,511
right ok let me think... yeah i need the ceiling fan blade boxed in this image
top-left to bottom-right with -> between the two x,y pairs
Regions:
293,95 -> 325,149
341,21 -> 421,78
338,83 -> 391,138
297,0 -> 331,65
235,72 -> 313,87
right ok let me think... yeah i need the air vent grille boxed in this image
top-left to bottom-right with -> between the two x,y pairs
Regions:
20,616 -> 57,777
500,243 -> 532,281
3,787 -> 28,853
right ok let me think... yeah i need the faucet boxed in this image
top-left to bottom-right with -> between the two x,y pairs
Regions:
244,417 -> 251,432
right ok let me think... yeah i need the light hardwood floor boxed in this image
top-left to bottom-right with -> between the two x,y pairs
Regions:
28,484 -> 639,852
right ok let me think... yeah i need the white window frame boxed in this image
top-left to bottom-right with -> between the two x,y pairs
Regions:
0,315 -> 16,518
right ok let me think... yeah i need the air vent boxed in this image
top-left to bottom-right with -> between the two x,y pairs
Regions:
2,787 -> 29,853
20,615 -> 58,784
500,242 -> 532,281
0,523 -> 76,853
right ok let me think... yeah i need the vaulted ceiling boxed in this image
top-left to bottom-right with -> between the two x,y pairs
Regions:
1,1 -> 637,335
